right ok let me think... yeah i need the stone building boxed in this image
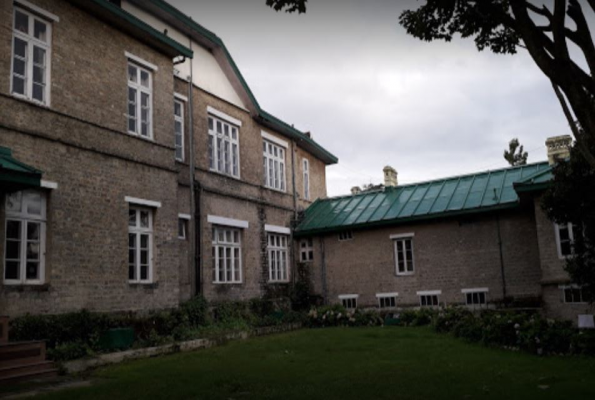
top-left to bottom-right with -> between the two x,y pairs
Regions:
295,136 -> 594,324
0,0 -> 337,316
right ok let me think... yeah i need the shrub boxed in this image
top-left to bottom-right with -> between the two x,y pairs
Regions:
306,305 -> 383,328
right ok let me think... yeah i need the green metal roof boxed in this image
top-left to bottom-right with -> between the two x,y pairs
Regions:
514,165 -> 553,193
132,0 -> 338,165
296,162 -> 551,236
0,147 -> 42,191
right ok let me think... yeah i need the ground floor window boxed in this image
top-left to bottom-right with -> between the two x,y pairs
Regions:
212,226 -> 242,284
299,238 -> 314,262
128,207 -> 153,283
268,233 -> 289,282
463,288 -> 488,307
178,219 -> 187,240
419,294 -> 439,307
4,190 -> 46,284
377,293 -> 397,309
562,286 -> 591,304
340,295 -> 358,310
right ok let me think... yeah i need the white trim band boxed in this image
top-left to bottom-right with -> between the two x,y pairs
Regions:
376,292 -> 399,298
15,0 -> 60,22
178,213 -> 192,220
125,196 -> 162,208
417,290 -> 442,296
265,224 -> 291,235
461,288 -> 489,294
174,92 -> 188,102
207,215 -> 249,229
261,131 -> 289,148
207,106 -> 242,127
338,294 -> 359,299
40,180 -> 58,190
125,52 -> 158,71
390,233 -> 415,240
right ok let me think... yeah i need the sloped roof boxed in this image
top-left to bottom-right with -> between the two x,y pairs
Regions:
514,165 -> 553,193
296,162 -> 551,236
128,0 -> 338,165
0,147 -> 42,190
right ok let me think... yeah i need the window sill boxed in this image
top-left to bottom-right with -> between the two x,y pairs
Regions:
396,272 -> 415,277
208,168 -> 241,181
11,92 -> 50,108
127,131 -> 155,142
263,185 -> 287,195
213,281 -> 243,285
2,283 -> 50,292
129,282 -> 158,289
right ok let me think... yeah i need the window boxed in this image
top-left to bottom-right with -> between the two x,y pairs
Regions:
300,238 -> 314,262
174,100 -> 184,161
128,207 -> 153,283
340,295 -> 358,309
393,237 -> 414,275
303,159 -> 310,200
11,7 -> 51,105
4,190 -> 46,284
420,294 -> 439,307
208,116 -> 239,178
377,294 -> 397,309
556,223 -> 578,258
263,141 -> 286,191
178,219 -> 187,240
464,289 -> 488,307
127,63 -> 152,138
268,234 -> 289,283
338,231 -> 353,241
212,226 -> 242,283
562,286 -> 591,304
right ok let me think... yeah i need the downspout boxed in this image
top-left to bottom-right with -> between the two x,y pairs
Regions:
290,140 -> 298,285
496,214 -> 507,301
321,237 -> 328,304
187,40 -> 201,296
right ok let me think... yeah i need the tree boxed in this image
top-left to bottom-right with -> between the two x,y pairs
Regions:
267,0 -> 595,167
504,138 -> 528,166
542,140 -> 595,302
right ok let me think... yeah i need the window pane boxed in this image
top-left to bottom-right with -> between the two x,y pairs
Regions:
129,210 -> 136,226
26,262 -> 39,280
174,101 -> 181,116
25,192 -> 42,215
140,250 -> 148,265
561,242 -> 572,256
13,37 -> 27,58
128,65 -> 137,82
12,76 -> 25,95
6,241 -> 20,260
7,220 -> 21,239
5,261 -> 20,280
32,83 -> 44,102
13,58 -> 25,76
140,212 -> 149,228
27,222 -> 40,241
140,265 -> 148,280
15,10 -> 29,34
33,47 -> 45,67
140,234 -> 149,248
217,121 -> 222,134
33,20 -> 47,42
140,70 -> 150,88
208,117 -> 214,130
26,242 -> 39,260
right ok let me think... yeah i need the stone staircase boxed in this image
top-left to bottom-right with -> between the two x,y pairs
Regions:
0,316 -> 58,384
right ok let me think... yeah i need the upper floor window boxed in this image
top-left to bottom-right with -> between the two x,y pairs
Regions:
11,7 -> 52,105
338,231 -> 353,241
208,116 -> 239,178
128,207 -> 153,283
212,226 -> 242,283
174,99 -> 184,161
4,190 -> 47,285
303,159 -> 310,200
127,63 -> 152,139
268,234 -> 289,283
300,238 -> 314,262
393,236 -> 414,275
263,141 -> 286,192
555,223 -> 578,259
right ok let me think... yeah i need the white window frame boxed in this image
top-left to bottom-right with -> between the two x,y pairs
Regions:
4,190 -> 47,285
393,235 -> 414,276
178,219 -> 187,240
555,223 -> 577,259
303,158 -> 310,200
127,61 -> 153,139
128,207 -> 154,284
418,290 -> 441,307
263,140 -> 287,192
339,294 -> 358,309
208,114 -> 240,178
212,226 -> 243,284
338,231 -> 353,242
267,233 -> 290,283
174,99 -> 185,161
559,285 -> 590,304
376,292 -> 398,309
299,238 -> 314,263
11,6 -> 52,106
462,288 -> 488,307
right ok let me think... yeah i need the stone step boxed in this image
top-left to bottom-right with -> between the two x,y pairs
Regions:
0,367 -> 59,385
0,361 -> 56,380
0,342 -> 46,369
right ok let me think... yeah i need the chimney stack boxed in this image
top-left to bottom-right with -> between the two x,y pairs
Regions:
351,186 -> 361,195
383,166 -> 398,187
546,135 -> 572,165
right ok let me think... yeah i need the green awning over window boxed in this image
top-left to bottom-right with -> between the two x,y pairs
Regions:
0,147 -> 42,192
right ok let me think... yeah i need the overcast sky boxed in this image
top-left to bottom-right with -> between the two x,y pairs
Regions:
171,0 -> 569,197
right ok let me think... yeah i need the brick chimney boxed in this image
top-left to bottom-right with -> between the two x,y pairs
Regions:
351,186 -> 361,195
383,166 -> 398,187
546,135 -> 572,165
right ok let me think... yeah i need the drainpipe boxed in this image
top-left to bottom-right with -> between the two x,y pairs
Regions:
290,140 -> 298,284
187,40 -> 201,296
496,214 -> 507,301
321,237 -> 328,304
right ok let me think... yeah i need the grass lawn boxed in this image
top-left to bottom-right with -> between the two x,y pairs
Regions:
35,327 -> 595,400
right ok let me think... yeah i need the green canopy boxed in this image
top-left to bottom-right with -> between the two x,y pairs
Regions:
0,147 -> 42,193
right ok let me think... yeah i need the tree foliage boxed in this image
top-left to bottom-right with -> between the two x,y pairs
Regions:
542,141 -> 595,302
504,138 -> 528,166
266,0 -> 307,14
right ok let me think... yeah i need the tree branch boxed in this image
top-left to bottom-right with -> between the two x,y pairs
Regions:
552,0 -> 570,61
567,0 -> 595,76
